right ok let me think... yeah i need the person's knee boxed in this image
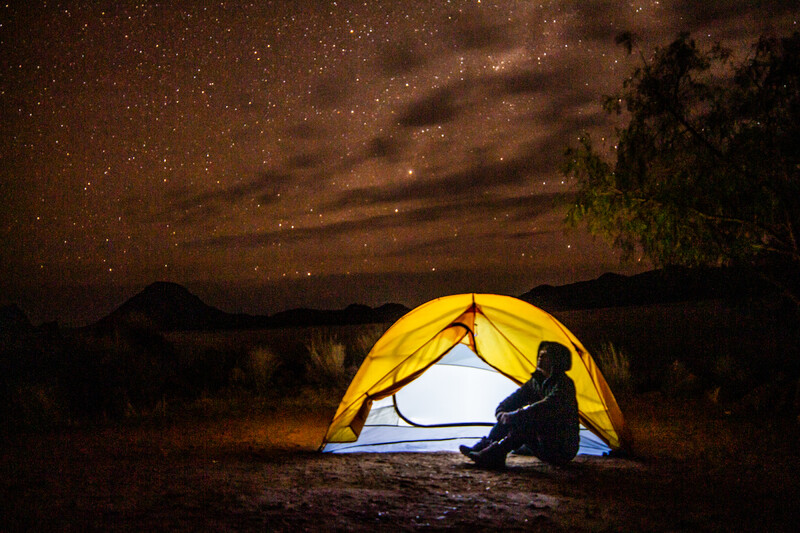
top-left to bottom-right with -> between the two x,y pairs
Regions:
487,421 -> 512,441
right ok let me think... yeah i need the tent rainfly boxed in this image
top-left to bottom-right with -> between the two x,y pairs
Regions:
321,294 -> 627,454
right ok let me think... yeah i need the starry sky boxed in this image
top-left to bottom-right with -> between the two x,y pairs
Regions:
1,1 -> 797,326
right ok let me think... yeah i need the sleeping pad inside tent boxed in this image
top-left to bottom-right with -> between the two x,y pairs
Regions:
320,294 -> 626,456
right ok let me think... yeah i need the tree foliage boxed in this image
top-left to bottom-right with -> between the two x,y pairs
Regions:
565,32 -> 800,303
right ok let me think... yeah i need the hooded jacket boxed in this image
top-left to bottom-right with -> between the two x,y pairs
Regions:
495,342 -> 580,464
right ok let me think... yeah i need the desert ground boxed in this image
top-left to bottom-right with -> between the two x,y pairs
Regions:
3,298 -> 800,531
2,391 -> 799,532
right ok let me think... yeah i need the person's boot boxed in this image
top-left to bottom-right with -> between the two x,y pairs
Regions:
459,437 -> 491,457
466,440 -> 510,469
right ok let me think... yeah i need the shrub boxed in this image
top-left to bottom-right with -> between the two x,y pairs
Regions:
358,324 -> 384,350
171,344 -> 236,397
7,382 -> 64,430
231,346 -> 280,393
62,323 -> 176,419
340,324 -> 386,375
661,359 -> 703,398
595,342 -> 632,393
305,330 -> 349,387
711,354 -> 750,392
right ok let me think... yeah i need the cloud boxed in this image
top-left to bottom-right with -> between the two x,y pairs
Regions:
185,206 -> 441,249
394,70 -> 551,131
666,0 -> 798,41
172,202 -> 222,226
185,190 -> 561,251
376,39 -> 428,76
325,138 -> 558,211
490,70 -> 554,95
396,86 -> 460,128
488,60 -> 598,97
287,152 -> 323,171
285,121 -> 323,141
365,135 -> 405,161
164,169 -> 293,224
559,0 -> 634,42
310,74 -> 350,110
516,91 -> 610,151
446,9 -> 515,51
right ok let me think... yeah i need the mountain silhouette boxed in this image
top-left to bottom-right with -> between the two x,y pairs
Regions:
519,266 -> 771,311
87,266 -> 772,332
96,281 -> 243,331
94,281 -> 409,331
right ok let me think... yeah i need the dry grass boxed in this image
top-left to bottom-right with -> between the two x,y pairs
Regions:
594,341 -> 632,392
305,330 -> 349,387
231,346 -> 281,393
351,324 -> 384,361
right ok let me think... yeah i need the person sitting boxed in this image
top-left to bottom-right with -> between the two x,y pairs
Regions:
460,340 -> 580,468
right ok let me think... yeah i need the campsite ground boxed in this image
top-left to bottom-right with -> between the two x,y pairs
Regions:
2,391 -> 799,532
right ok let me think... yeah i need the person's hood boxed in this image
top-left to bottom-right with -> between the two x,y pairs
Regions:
539,341 -> 572,374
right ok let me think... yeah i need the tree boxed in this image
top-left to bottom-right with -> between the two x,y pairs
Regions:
564,32 -> 800,305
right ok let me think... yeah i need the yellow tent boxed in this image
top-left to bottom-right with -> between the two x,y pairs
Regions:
321,294 -> 626,453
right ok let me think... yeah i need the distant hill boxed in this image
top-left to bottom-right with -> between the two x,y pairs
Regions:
93,281 -> 410,332
519,266 -> 772,311
94,282 -> 244,331
86,267 -> 773,332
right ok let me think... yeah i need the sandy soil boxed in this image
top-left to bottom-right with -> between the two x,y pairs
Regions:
2,394 -> 799,532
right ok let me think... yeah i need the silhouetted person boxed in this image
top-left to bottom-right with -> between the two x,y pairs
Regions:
460,341 -> 579,468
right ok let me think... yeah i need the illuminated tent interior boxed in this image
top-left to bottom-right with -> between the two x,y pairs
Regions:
320,294 -> 625,455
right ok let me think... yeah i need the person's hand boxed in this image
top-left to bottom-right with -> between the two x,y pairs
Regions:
498,412 -> 513,425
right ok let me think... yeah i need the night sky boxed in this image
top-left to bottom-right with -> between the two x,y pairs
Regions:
2,1 -> 796,326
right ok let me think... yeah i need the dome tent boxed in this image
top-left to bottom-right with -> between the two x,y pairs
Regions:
321,294 -> 626,454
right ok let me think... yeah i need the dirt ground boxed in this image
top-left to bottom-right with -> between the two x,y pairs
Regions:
2,393 -> 799,532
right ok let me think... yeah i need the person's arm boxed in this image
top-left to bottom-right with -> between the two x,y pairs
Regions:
505,375 -> 575,423
495,371 -> 545,418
